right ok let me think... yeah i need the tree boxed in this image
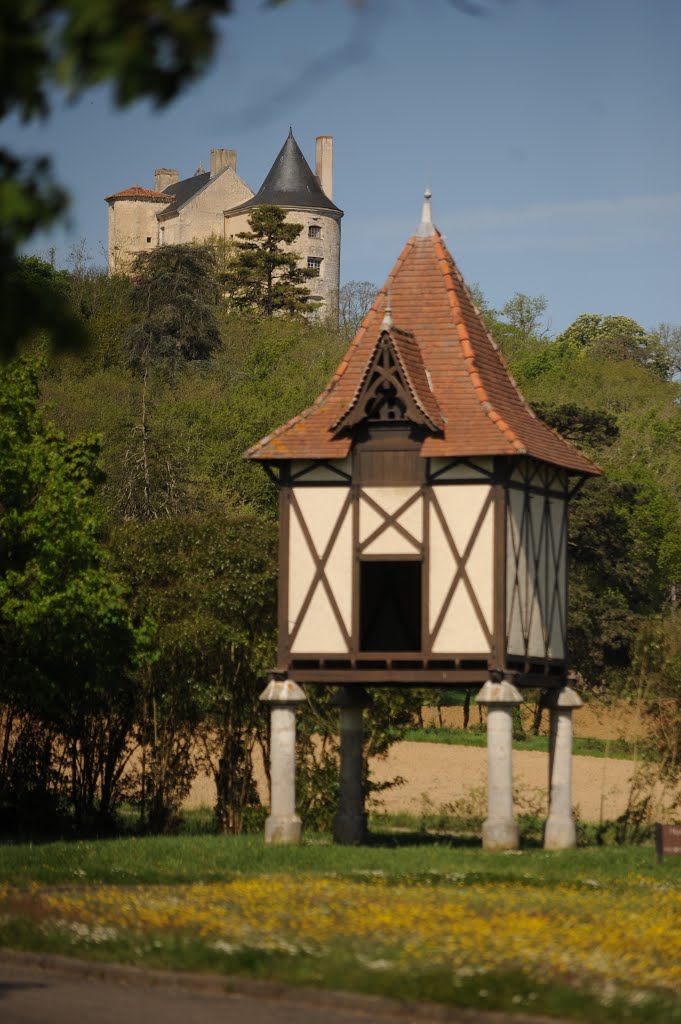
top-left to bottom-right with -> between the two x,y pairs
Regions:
338,280 -> 379,337
631,610 -> 681,777
0,359 -> 145,829
1,245 -> 90,361
652,322 -> 681,379
500,292 -> 549,339
128,244 -> 222,366
469,285 -> 552,367
224,205 -> 316,317
556,314 -> 671,380
1,0 -> 233,359
110,511 -> 277,833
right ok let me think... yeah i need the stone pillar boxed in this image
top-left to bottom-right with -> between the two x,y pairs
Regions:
331,686 -> 372,845
476,678 -> 523,850
544,685 -> 583,850
259,676 -> 307,845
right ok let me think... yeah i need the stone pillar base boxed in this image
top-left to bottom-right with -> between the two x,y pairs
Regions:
543,817 -> 577,851
482,819 -> 519,851
265,814 -> 302,845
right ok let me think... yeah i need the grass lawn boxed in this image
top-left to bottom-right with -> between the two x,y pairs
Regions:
403,727 -> 640,759
1,833 -> 681,1023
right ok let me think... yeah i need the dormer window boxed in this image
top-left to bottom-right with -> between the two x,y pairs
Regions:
308,257 -> 322,276
308,225 -> 321,239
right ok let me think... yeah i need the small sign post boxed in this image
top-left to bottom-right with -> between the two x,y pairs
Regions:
655,824 -> 681,864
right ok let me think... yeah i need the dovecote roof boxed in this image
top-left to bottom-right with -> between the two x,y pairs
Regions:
248,206 -> 599,474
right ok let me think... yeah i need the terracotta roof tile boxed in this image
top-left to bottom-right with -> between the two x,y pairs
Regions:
245,229 -> 600,475
105,185 -> 172,202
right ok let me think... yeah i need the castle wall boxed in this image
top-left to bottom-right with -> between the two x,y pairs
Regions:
107,138 -> 341,315
224,207 -> 341,315
108,200 -> 162,272
159,167 -> 253,246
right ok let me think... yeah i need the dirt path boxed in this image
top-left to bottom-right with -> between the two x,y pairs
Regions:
186,741 -> 660,823
365,742 -> 643,821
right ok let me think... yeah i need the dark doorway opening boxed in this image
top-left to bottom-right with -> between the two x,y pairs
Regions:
360,560 -> 421,652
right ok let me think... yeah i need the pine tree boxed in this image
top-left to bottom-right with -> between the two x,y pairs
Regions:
224,205 -> 316,317
128,243 -> 221,365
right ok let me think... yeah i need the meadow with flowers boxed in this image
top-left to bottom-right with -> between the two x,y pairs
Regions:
1,835 -> 681,1022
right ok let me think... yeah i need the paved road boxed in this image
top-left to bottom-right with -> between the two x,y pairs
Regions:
0,958 -> 562,1024
2,963 -> 380,1024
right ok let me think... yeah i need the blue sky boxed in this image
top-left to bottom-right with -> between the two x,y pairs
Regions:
6,0 -> 681,333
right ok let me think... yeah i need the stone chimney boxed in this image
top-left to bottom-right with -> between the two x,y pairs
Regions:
154,168 -> 179,192
210,149 -> 237,176
315,136 -> 333,200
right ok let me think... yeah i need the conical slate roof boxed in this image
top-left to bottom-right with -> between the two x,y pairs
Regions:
245,195 -> 599,477
229,129 -> 342,215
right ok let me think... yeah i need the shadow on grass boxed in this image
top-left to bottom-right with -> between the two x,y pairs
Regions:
366,830 -> 480,848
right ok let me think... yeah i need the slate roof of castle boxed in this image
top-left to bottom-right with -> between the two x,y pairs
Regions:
105,185 -> 172,202
159,171 -> 211,215
228,129 -> 342,216
244,197 -> 600,476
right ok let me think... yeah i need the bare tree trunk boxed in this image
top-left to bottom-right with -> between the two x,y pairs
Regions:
140,366 -> 152,517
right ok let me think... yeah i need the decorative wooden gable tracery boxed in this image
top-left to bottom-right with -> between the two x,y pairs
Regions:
334,328 -> 443,434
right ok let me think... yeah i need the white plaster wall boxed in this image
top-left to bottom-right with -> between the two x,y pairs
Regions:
430,458 -> 493,480
360,487 -> 422,555
506,485 -> 567,660
288,487 -> 352,654
548,498 -> 567,658
290,458 -> 352,482
527,494 -> 546,658
429,485 -> 493,653
506,489 -> 527,656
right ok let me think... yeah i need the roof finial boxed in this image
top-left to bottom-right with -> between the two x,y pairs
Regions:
382,286 -> 393,330
417,184 -> 435,237
288,126 -> 294,138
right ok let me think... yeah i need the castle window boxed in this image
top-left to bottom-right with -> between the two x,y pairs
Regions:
308,225 -> 321,239
146,236 -> 152,243
308,257 -> 322,276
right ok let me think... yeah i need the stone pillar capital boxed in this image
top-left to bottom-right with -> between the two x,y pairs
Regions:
545,685 -> 583,709
259,677 -> 307,705
475,679 -> 523,706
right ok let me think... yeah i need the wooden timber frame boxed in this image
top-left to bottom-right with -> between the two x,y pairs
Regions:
264,424 -> 585,693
